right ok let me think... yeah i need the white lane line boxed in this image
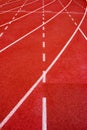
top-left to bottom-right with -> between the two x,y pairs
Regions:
0,32 -> 4,37
12,17 -> 15,20
43,17 -> 45,20
0,7 -> 86,129
42,41 -> 46,48
42,33 -> 45,38
79,28 -> 87,40
69,14 -> 71,17
42,71 -> 46,83
42,97 -> 47,130
42,21 -> 45,25
71,18 -> 74,21
74,22 -> 77,26
4,26 -> 8,30
42,26 -> 45,30
0,0 -> 72,53
42,53 -> 46,62
0,0 -> 56,28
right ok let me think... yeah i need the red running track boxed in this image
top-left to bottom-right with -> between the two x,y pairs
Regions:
0,0 -> 87,129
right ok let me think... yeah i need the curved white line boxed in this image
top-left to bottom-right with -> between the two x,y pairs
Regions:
0,0 -> 72,53
0,0 -> 56,28
0,0 -> 39,14
0,6 -> 86,129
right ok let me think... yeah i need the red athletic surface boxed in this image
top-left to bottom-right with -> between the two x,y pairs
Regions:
0,0 -> 87,130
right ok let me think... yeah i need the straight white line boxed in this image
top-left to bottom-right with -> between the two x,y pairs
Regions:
0,0 -> 72,53
43,17 -> 45,20
42,97 -> 47,130
42,26 -> 45,31
42,41 -> 46,48
4,26 -> 8,30
0,0 -> 56,28
42,53 -> 46,62
71,18 -> 74,21
74,22 -> 77,26
79,28 -> 87,40
42,33 -> 45,38
12,17 -> 15,20
42,71 -> 46,83
0,32 -> 4,37
0,5 -> 86,129
42,21 -> 45,25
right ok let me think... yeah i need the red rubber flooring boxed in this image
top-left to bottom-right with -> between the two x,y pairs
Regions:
0,0 -> 87,129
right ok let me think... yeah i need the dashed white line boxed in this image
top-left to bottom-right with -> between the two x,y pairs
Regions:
0,32 -> 4,37
42,26 -> 45,31
42,41 -> 46,48
42,53 -> 46,62
42,71 -> 46,83
71,18 -> 74,21
42,33 -> 45,38
4,26 -> 8,30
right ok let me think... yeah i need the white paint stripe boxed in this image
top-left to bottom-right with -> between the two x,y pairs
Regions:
69,14 -> 71,17
43,21 -> 45,25
74,22 -> 77,26
42,26 -> 45,31
9,21 -> 12,24
0,32 -> 4,37
43,17 -> 45,20
79,28 -> 87,40
42,53 -> 46,62
42,71 -> 46,83
0,0 -> 56,28
42,33 -> 45,38
42,41 -> 46,48
42,97 -> 47,130
0,0 -> 72,53
0,6 -> 86,129
4,26 -> 8,30
12,17 -> 15,20
15,13 -> 18,16
71,18 -> 74,21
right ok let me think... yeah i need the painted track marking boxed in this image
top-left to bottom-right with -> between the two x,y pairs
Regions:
42,97 -> 47,130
